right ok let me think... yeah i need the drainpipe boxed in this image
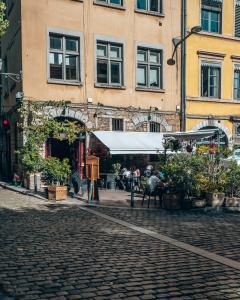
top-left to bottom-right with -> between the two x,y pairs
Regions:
180,0 -> 187,132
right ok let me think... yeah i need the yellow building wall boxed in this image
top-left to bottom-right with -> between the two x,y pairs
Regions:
186,0 -> 240,145
20,0 -> 181,112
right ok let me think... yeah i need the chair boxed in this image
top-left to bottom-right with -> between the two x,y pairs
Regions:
142,185 -> 158,208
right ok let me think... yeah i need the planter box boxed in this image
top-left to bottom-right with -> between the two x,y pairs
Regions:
48,186 -> 67,201
163,192 -> 182,210
225,197 -> 240,212
23,173 -> 41,191
206,192 -> 225,208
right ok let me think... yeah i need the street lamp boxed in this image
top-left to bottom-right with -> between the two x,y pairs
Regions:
0,59 -> 22,83
167,26 -> 202,66
167,24 -> 202,132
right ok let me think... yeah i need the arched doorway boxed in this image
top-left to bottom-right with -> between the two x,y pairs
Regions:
199,126 -> 228,147
45,117 -> 86,179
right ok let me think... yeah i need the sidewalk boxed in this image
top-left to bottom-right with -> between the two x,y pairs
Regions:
0,181 -> 46,200
0,181 -> 161,209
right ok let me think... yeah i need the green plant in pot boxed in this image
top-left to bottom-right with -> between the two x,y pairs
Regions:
163,154 -> 193,209
42,157 -> 71,200
202,159 -> 227,208
162,154 -> 208,209
224,161 -> 240,211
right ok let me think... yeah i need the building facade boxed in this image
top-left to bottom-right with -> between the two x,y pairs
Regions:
186,0 -> 240,148
0,0 -> 181,179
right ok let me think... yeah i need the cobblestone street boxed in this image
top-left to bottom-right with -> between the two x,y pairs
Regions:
0,187 -> 240,299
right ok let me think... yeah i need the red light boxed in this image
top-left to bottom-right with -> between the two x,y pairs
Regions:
2,119 -> 9,126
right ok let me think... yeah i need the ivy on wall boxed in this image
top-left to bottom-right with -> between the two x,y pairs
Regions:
16,100 -> 86,175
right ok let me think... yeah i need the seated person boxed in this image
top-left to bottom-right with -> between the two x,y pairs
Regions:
148,171 -> 161,194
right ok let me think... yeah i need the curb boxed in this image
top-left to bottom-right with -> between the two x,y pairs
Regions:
0,181 -> 47,201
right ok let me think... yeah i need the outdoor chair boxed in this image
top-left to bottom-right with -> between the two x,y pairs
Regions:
141,185 -> 164,208
142,185 -> 158,208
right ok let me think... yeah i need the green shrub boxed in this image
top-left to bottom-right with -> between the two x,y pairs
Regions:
42,157 -> 71,186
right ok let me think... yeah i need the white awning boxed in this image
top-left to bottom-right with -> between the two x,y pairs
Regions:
92,131 -> 165,155
164,129 -> 219,141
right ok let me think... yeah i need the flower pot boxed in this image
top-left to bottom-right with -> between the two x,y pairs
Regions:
163,192 -> 182,210
48,185 -> 67,201
225,197 -> 240,212
191,198 -> 206,208
206,192 -> 225,208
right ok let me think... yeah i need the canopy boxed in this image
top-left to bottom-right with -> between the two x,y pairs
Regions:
92,131 -> 165,155
163,129 -> 219,141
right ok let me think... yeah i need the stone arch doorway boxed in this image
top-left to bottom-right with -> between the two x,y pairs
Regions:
46,116 -> 86,179
199,126 -> 229,147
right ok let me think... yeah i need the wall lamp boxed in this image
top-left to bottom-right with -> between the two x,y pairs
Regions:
0,59 -> 22,83
167,26 -> 202,66
93,102 -> 104,118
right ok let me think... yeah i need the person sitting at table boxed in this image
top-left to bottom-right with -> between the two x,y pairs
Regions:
148,171 -> 161,193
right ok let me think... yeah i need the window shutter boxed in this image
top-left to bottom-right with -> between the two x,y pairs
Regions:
236,1 -> 240,37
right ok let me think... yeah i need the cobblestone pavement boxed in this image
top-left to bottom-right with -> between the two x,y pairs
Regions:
91,206 -> 240,262
1,188 -> 240,299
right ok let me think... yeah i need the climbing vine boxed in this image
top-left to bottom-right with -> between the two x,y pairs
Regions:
17,100 -> 86,175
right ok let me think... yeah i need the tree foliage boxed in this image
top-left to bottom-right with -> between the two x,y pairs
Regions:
0,2 -> 9,37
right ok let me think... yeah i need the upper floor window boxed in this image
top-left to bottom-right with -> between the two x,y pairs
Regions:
234,65 -> 240,100
96,0 -> 123,6
235,0 -> 240,37
112,118 -> 124,131
96,41 -> 123,86
201,61 -> 221,98
137,0 -> 162,14
201,0 -> 222,34
49,33 -> 80,83
137,47 -> 162,89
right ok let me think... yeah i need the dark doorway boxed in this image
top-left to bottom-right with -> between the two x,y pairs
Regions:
50,139 -> 71,161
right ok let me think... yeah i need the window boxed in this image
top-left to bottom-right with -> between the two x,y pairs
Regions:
96,41 -> 123,86
150,122 -> 161,132
137,0 -> 162,14
234,65 -> 240,100
201,0 -> 222,33
96,0 -> 123,6
235,0 -> 240,37
112,118 -> 124,131
201,62 -> 221,98
49,33 -> 80,82
137,47 -> 162,89
236,124 -> 240,136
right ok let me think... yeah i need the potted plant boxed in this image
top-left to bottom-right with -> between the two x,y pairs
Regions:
42,157 -> 71,200
18,143 -> 44,191
162,153 -> 209,209
203,159 -> 226,208
225,161 -> 240,211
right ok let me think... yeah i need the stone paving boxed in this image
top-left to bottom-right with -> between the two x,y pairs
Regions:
0,188 -> 240,299
92,206 -> 240,263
